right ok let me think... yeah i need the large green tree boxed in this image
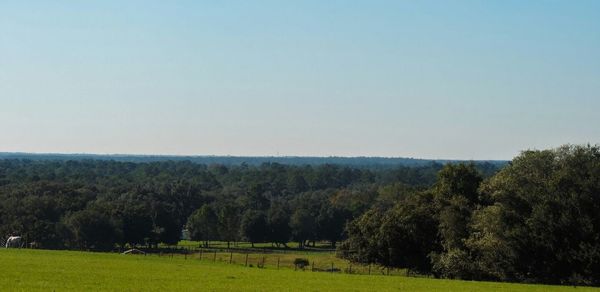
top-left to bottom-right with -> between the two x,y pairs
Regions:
468,146 -> 600,285
430,163 -> 484,279
186,205 -> 219,247
65,209 -> 119,251
239,210 -> 268,247
267,203 -> 291,247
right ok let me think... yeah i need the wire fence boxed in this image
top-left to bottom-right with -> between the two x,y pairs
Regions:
6,241 -> 414,277
139,247 -> 412,277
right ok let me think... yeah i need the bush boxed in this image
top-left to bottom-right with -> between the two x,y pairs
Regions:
294,258 -> 310,269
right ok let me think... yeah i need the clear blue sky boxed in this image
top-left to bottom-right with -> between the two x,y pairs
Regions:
1,1 -> 599,160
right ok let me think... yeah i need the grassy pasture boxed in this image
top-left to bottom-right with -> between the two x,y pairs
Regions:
155,247 -> 394,275
1,249 -> 598,291
162,240 -> 409,275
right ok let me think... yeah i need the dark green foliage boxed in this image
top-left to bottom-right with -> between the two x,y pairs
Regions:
467,145 -> 600,285
383,192 -> 440,274
186,205 -> 219,246
430,163 -> 484,279
65,209 -> 119,251
239,210 -> 268,247
267,203 -> 291,247
340,192 -> 439,273
293,258 -> 310,269
215,202 -> 241,248
0,156 -> 504,274
339,145 -> 600,286
316,203 -> 351,248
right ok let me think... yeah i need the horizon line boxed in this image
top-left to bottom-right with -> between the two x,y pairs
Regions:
0,151 -> 509,162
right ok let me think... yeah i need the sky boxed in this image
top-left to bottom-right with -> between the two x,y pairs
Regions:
0,1 -> 599,160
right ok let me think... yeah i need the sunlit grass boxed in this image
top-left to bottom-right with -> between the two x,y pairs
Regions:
1,249 -> 596,291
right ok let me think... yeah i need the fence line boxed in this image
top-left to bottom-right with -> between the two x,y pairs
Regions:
143,246 -> 409,277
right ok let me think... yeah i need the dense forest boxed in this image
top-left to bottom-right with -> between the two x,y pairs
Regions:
1,145 -> 599,286
0,158 -> 498,250
340,145 -> 600,286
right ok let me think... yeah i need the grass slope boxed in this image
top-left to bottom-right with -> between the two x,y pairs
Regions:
0,249 -> 596,291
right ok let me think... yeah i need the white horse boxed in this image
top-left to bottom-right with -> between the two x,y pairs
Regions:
5,236 -> 22,248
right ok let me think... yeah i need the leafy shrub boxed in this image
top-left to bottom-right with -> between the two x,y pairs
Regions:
293,258 -> 309,269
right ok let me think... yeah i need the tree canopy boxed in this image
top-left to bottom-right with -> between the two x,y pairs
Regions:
339,145 -> 600,286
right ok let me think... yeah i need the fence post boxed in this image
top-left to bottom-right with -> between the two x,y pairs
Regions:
199,248 -> 203,261
229,252 -> 233,264
245,253 -> 249,267
277,257 -> 280,270
368,265 -> 371,275
213,250 -> 217,262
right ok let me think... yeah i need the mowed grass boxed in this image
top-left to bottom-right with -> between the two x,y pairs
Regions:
168,240 -> 401,275
160,242 -> 372,274
1,249 -> 597,291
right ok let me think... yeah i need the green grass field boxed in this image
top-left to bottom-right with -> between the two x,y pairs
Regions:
161,240 -> 378,275
1,249 -> 597,291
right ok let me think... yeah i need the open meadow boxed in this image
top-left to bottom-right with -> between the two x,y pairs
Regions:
1,249 -> 597,291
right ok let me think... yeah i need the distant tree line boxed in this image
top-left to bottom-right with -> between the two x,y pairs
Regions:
0,152 -> 507,168
339,145 -> 600,286
0,159 -> 501,252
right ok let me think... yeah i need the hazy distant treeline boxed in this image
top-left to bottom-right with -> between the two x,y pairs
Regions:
0,152 -> 507,168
